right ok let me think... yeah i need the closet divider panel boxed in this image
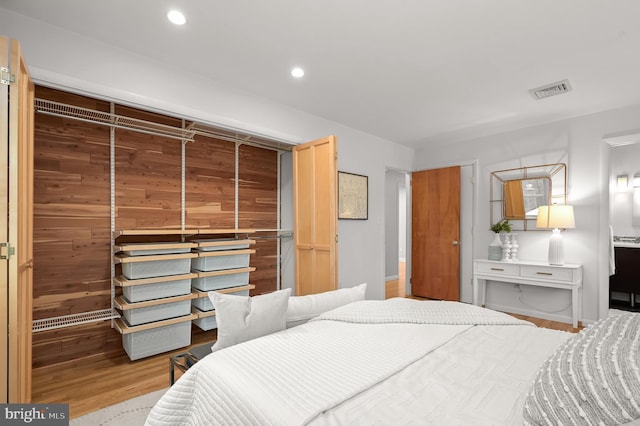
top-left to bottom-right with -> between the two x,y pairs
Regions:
238,144 -> 278,295
184,134 -> 236,229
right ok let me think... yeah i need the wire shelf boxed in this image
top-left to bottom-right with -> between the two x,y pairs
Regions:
32,308 -> 120,333
35,99 -> 195,142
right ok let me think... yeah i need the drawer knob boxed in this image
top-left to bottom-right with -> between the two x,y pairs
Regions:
490,267 -> 504,271
536,272 -> 553,276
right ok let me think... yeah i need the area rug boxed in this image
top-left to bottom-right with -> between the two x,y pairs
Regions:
70,388 -> 167,425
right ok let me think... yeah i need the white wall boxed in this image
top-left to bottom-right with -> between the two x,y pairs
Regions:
1,8 -> 414,301
415,105 -> 640,324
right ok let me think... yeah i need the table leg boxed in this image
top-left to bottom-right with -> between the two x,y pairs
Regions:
169,357 -> 175,386
572,287 -> 579,328
472,276 -> 478,305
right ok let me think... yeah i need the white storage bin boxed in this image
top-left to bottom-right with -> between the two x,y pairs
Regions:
192,271 -> 251,291
122,243 -> 192,256
192,252 -> 251,272
123,299 -> 192,326
192,289 -> 249,311
193,239 -> 251,252
123,320 -> 191,361
193,314 -> 218,331
123,277 -> 192,303
122,257 -> 191,279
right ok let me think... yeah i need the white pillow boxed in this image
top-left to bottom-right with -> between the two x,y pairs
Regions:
209,288 -> 291,352
286,283 -> 367,327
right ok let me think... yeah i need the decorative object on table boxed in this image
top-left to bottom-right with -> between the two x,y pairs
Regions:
489,219 -> 511,261
338,171 -> 368,220
536,205 -> 575,265
509,233 -> 519,261
501,234 -> 512,262
488,232 -> 503,260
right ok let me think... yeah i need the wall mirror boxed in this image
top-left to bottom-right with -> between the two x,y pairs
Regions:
490,163 -> 567,231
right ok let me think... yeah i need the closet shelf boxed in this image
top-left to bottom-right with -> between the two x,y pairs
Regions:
113,228 -> 256,238
113,273 -> 198,287
194,239 -> 255,249
196,249 -> 255,258
192,284 -> 255,299
114,242 -> 197,253
192,307 -> 216,319
194,266 -> 256,278
114,314 -> 197,335
113,293 -> 196,311
114,252 -> 198,264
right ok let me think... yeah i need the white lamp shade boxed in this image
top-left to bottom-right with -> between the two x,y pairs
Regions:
536,205 -> 575,229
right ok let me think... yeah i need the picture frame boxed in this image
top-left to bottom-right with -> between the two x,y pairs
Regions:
338,171 -> 368,220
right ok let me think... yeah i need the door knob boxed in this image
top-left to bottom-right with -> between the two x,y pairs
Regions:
452,241 -> 459,246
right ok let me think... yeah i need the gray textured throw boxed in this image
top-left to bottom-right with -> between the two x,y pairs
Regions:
523,312 -> 640,425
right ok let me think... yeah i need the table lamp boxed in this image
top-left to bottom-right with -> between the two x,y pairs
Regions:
536,205 -> 575,265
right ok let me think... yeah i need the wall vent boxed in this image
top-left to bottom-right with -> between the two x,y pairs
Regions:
529,79 -> 572,100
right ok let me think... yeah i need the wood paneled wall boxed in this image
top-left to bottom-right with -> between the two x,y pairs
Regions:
32,87 -> 280,367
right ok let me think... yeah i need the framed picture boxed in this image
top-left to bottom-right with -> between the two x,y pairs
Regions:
338,171 -> 368,220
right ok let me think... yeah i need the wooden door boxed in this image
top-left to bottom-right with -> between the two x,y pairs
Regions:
293,136 -> 338,295
411,166 -> 460,300
1,37 -> 34,403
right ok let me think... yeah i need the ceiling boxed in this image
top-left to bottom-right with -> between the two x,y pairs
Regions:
3,0 -> 640,149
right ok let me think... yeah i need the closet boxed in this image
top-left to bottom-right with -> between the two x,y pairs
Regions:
3,36 -> 338,389
30,86 -> 285,367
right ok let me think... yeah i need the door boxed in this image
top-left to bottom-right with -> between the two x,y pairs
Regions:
292,136 -> 338,295
411,166 -> 460,300
1,36 -> 34,403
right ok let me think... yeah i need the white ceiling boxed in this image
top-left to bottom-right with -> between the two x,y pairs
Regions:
3,0 -> 640,149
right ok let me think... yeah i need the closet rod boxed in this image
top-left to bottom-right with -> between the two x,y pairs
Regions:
35,98 -> 195,141
34,98 -> 295,151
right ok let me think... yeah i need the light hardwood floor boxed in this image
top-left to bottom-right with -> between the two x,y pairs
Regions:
31,330 -> 215,419
32,302 -> 581,419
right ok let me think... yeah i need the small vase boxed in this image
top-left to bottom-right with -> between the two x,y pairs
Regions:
510,233 -> 519,261
502,234 -> 512,262
488,232 -> 503,260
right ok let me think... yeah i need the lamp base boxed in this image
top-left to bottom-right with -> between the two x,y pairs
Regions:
548,228 -> 564,265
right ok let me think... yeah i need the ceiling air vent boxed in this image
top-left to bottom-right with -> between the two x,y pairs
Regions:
529,79 -> 572,100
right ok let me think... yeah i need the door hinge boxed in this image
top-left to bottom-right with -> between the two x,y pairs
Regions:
335,235 -> 339,242
1,242 -> 15,260
1,67 -> 15,85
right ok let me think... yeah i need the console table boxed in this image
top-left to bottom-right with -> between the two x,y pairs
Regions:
473,259 -> 583,328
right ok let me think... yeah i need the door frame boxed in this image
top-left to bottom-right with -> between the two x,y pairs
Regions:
601,132 -> 640,320
384,168 -> 411,297
401,159 -> 478,299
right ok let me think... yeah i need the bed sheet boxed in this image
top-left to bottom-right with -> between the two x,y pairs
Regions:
312,324 -> 571,425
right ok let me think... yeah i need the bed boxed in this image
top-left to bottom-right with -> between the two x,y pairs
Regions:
146,295 -> 640,426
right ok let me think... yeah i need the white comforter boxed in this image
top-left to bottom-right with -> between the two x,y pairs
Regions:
146,299 -> 570,426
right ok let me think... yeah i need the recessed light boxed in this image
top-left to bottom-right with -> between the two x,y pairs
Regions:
167,10 -> 186,25
291,67 -> 305,78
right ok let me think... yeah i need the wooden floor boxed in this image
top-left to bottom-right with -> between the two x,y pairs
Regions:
32,301 -> 581,419
31,329 -> 216,419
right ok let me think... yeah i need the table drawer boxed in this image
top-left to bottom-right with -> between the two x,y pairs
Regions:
520,265 -> 573,282
476,262 -> 520,276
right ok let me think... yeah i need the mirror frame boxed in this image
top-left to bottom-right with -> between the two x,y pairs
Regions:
490,163 -> 567,231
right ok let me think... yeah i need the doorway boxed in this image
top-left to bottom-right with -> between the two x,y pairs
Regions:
384,164 -> 475,301
607,137 -> 640,313
384,170 -> 410,298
